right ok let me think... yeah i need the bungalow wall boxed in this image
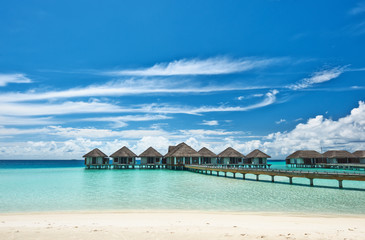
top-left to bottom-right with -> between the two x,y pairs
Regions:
85,157 -> 108,165
112,157 -> 136,165
251,157 -> 267,165
140,157 -> 161,164
201,157 -> 217,165
360,158 -> 365,164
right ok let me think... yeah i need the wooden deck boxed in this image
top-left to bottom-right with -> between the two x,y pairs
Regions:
185,165 -> 365,189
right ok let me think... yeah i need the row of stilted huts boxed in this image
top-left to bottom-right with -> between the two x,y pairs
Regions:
83,142 -> 365,170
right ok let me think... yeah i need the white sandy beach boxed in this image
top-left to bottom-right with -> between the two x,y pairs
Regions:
0,211 -> 364,240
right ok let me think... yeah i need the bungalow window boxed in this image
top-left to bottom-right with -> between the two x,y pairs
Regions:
113,158 -> 118,163
92,157 -> 96,164
129,158 -> 133,163
120,157 -> 127,164
147,157 -> 154,164
203,157 -> 211,164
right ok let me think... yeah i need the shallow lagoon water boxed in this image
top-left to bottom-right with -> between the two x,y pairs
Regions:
0,160 -> 364,214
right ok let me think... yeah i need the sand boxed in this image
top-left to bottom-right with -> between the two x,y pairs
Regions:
0,211 -> 364,240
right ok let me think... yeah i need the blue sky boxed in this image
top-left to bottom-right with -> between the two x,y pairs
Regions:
0,0 -> 365,159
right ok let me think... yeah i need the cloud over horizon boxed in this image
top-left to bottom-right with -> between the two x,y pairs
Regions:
105,57 -> 285,76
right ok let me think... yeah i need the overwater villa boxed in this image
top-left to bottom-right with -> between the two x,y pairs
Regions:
245,149 -> 271,166
322,150 -> 359,164
353,151 -> 365,164
164,142 -> 200,168
83,148 -> 109,168
198,147 -> 217,165
110,146 -> 137,168
285,150 -> 324,167
217,147 -> 245,165
139,147 -> 164,168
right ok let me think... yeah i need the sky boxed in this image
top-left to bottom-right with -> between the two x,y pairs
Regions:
0,0 -> 365,159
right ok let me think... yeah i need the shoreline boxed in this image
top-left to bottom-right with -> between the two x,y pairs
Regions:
1,210 -> 364,240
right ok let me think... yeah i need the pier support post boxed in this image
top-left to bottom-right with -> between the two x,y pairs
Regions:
224,172 -> 227,177
233,173 -> 236,178
256,174 -> 259,181
309,178 -> 314,187
271,175 -> 274,182
338,180 -> 343,189
217,171 -> 219,176
289,177 -> 293,184
210,170 -> 212,175
242,174 -> 245,180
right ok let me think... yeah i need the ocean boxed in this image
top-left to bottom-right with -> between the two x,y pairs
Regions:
0,160 -> 364,214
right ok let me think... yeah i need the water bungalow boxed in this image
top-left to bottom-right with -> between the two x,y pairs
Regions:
165,142 -> 200,168
110,146 -> 137,169
286,150 -> 324,167
353,151 -> 365,164
217,147 -> 245,165
322,150 -> 359,164
83,148 -> 109,168
139,147 -> 164,168
198,147 -> 217,165
245,149 -> 271,166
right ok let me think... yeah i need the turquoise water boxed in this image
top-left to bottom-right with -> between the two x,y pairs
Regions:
0,160 -> 365,214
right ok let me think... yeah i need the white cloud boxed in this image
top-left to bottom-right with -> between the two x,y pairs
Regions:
236,93 -> 264,101
105,57 -> 284,76
275,119 -> 286,124
1,102 -> 364,159
0,100 -> 122,116
0,73 -> 32,87
180,129 -> 242,136
262,101 -> 365,157
0,116 -> 55,126
201,120 -> 219,126
349,2 -> 365,15
288,67 -> 346,90
0,78 -> 267,103
81,114 -> 172,128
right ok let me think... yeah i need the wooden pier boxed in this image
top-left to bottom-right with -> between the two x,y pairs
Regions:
287,163 -> 365,171
184,165 -> 365,189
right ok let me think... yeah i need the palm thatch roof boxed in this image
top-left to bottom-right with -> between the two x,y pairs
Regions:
168,146 -> 176,153
139,147 -> 163,157
164,142 -> 199,157
353,150 -> 365,158
83,148 -> 108,158
110,146 -> 137,158
198,147 -> 217,157
322,150 -> 356,159
246,149 -> 271,159
217,147 -> 245,158
286,150 -> 322,160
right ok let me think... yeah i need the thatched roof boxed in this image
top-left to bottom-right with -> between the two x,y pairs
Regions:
164,142 -> 199,157
139,147 -> 163,157
110,146 -> 137,158
246,149 -> 271,159
198,147 -> 217,157
83,148 -> 107,158
353,150 -> 365,158
322,150 -> 356,159
217,147 -> 245,158
286,150 -> 323,160
168,146 -> 176,153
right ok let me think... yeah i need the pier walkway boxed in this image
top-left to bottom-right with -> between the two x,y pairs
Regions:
185,165 -> 365,188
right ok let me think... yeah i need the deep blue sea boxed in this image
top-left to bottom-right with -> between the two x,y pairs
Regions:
0,160 -> 364,214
